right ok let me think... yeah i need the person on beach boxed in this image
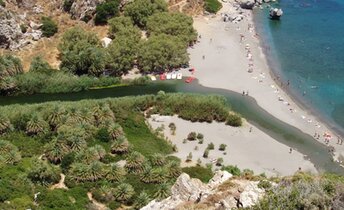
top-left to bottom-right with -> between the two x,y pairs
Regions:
202,55 -> 205,60
289,148 -> 292,153
249,127 -> 252,132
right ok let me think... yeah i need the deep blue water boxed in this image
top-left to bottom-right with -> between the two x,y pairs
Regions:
253,0 -> 344,135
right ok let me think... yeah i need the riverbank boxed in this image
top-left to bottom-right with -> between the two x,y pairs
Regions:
187,2 -> 344,166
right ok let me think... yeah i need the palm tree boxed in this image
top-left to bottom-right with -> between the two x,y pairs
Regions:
69,162 -> 89,182
79,107 -> 92,124
25,115 -> 49,135
105,163 -> 126,182
150,153 -> 166,166
45,138 -> 68,164
93,104 -> 115,127
111,138 -> 130,154
140,164 -> 153,183
0,116 -> 13,135
133,191 -> 150,209
87,161 -> 105,181
151,167 -> 168,184
166,161 -> 182,178
66,108 -> 83,125
108,123 -> 124,141
74,149 -> 97,164
92,145 -> 106,160
0,140 -> 12,153
67,136 -> 87,152
4,150 -> 21,164
125,151 -> 145,173
113,183 -> 135,202
47,106 -> 65,131
154,182 -> 171,201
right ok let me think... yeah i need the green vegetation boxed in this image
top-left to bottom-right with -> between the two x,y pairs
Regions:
207,142 -> 215,150
146,12 -> 197,45
63,0 -> 74,12
182,166 -> 214,183
226,113 -> 243,127
0,0 -> 5,7
123,0 -> 168,28
219,144 -> 227,151
0,93 -> 237,209
221,165 -> 241,176
187,132 -> 197,140
95,0 -> 120,25
41,17 -> 58,37
204,0 -> 222,14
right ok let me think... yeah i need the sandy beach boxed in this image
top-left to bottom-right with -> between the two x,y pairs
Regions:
147,115 -> 317,176
182,2 -> 344,165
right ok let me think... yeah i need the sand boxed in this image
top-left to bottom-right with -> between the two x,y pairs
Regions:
183,2 -> 344,164
147,115 -> 317,176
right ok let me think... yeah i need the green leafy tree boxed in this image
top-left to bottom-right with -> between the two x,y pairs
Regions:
58,27 -> 107,76
95,0 -> 120,25
137,34 -> 189,72
41,17 -> 58,37
146,12 -> 197,45
28,159 -> 60,185
123,0 -> 167,28
108,16 -> 141,38
113,183 -> 135,202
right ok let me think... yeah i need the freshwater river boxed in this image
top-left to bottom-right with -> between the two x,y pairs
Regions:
1,80 -> 343,175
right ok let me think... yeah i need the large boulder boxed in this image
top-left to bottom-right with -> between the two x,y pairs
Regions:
240,0 -> 256,9
270,8 -> 283,19
240,181 -> 265,208
70,0 -> 105,22
0,7 -> 23,49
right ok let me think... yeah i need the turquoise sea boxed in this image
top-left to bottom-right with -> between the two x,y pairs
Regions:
253,0 -> 344,136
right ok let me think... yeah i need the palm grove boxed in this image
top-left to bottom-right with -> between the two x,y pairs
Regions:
0,93 -> 237,209
0,0 -> 197,96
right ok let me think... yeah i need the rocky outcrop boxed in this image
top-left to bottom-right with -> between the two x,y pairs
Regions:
269,8 -> 283,19
0,7 -> 23,49
70,0 -> 105,22
142,171 -> 265,209
239,0 -> 255,9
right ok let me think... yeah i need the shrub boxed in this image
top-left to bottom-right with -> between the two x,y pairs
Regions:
182,166 -> 213,183
226,113 -> 242,127
204,0 -> 222,14
20,24 -> 27,33
198,139 -> 204,144
221,165 -> 241,176
0,0 -> 5,7
203,149 -> 209,158
41,17 -> 58,37
219,144 -> 227,151
187,132 -> 197,140
63,0 -> 74,12
258,180 -> 272,190
207,142 -> 215,150
186,152 -> 192,162
216,158 -> 223,166
196,133 -> 204,140
96,127 -> 110,142
95,0 -> 120,25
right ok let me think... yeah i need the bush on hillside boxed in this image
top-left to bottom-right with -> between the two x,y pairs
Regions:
41,17 -> 58,37
221,165 -> 241,176
63,0 -> 74,12
0,0 -> 6,7
204,0 -> 222,14
95,0 -> 120,25
182,166 -> 213,183
226,113 -> 242,127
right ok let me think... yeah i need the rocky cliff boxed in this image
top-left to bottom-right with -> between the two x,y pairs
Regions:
142,171 -> 265,209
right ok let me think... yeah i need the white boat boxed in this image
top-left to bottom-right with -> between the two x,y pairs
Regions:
150,76 -> 156,81
177,73 -> 182,80
171,72 -> 177,79
166,73 -> 172,80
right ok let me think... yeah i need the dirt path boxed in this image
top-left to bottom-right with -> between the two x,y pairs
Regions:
87,192 -> 107,210
50,173 -> 68,190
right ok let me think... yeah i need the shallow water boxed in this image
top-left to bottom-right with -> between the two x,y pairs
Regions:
1,80 -> 343,175
253,0 -> 344,136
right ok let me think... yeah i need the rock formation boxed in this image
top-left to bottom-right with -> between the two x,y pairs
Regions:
0,7 -> 23,49
69,0 -> 105,21
269,7 -> 283,19
239,0 -> 256,10
142,171 -> 265,209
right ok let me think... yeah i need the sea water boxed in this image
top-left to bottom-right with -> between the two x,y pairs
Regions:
253,0 -> 344,136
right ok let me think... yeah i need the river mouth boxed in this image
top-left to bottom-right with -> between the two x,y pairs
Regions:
0,80 -> 343,175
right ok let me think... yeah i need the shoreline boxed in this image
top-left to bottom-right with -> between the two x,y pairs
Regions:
251,9 -> 344,140
186,1 -> 344,168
